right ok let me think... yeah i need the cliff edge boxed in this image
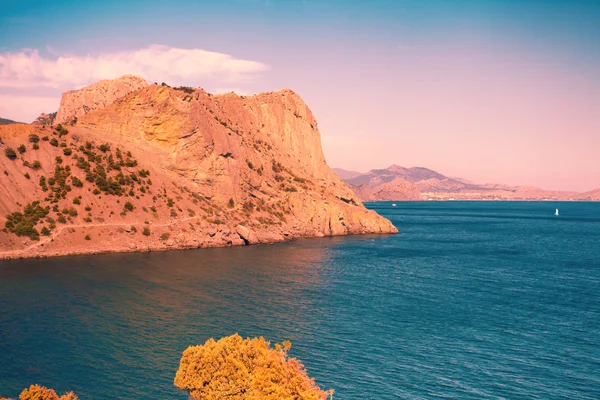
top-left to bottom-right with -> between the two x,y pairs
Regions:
0,76 -> 396,259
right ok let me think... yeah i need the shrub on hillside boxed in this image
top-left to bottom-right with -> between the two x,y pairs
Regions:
4,147 -> 17,160
124,201 -> 134,212
4,201 -> 49,241
72,176 -> 83,187
174,334 -> 333,400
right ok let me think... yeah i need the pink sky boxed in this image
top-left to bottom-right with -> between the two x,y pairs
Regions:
312,45 -> 600,192
1,1 -> 599,192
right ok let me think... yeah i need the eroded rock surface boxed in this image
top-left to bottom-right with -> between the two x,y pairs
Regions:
0,77 -> 396,259
54,75 -> 148,125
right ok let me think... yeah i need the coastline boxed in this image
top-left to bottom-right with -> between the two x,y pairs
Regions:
0,220 -> 398,261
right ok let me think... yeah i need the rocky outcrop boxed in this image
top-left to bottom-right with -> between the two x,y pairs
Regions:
33,112 -> 56,126
54,75 -> 148,125
0,77 -> 396,260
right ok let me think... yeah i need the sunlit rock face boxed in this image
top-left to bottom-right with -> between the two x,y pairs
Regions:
55,75 -> 148,125
0,77 -> 396,259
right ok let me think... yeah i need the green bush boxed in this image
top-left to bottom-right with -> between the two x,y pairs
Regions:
71,176 -> 83,187
63,148 -> 72,156
142,227 -> 151,236
29,134 -> 40,143
50,138 -> 59,147
4,147 -> 17,160
17,144 -> 26,154
124,201 -> 134,212
4,201 -> 49,240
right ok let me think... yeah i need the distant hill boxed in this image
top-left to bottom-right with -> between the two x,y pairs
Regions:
574,188 -> 600,201
332,168 -> 362,180
335,165 -> 581,201
0,117 -> 21,125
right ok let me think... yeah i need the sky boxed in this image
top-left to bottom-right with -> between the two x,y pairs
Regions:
1,0 -> 599,191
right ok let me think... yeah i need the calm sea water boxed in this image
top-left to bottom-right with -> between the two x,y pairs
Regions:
1,201 -> 599,399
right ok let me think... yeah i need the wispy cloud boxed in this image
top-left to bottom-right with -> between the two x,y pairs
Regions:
0,45 -> 269,89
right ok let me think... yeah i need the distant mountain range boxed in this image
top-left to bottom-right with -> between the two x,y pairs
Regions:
335,165 -> 599,201
0,117 -> 20,125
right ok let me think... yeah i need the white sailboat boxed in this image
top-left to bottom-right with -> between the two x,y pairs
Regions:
392,203 -> 397,207
555,208 -> 559,216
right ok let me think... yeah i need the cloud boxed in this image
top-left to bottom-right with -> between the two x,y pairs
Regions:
0,45 -> 269,89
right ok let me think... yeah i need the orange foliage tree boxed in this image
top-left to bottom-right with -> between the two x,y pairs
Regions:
18,384 -> 77,400
174,333 -> 334,400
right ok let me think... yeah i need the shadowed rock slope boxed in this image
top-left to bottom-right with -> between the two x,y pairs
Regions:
0,76 -> 396,259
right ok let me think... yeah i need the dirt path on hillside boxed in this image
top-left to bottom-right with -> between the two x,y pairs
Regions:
0,216 -> 205,258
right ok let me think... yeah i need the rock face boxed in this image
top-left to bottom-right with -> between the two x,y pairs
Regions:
54,75 -> 148,125
0,77 -> 396,260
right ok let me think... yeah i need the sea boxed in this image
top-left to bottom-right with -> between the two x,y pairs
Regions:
1,201 -> 599,399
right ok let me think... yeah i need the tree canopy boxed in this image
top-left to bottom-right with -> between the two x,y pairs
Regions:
174,333 -> 333,400
18,385 -> 77,400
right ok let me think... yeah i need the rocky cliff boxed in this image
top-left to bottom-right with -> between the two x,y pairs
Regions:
54,75 -> 148,125
0,76 -> 396,259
